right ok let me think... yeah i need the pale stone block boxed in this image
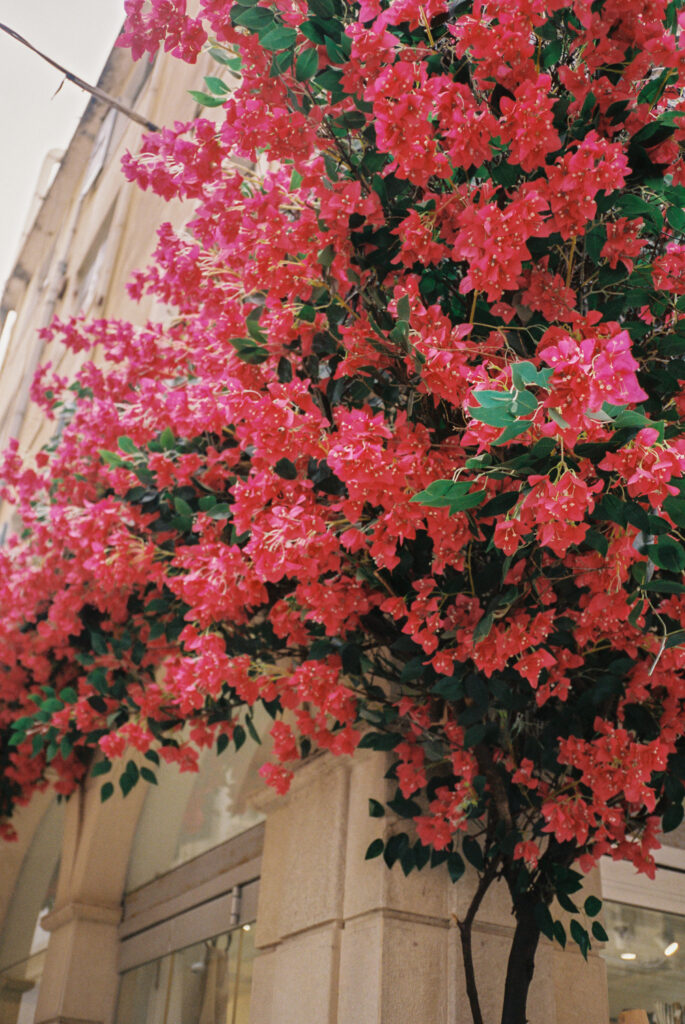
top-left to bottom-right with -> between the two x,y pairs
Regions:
338,911 -> 449,1024
337,912 -> 383,1023
255,757 -> 349,947
249,947 -> 277,1024
251,923 -> 342,1024
35,917 -> 119,1024
552,948 -> 609,1024
343,752 -> 449,924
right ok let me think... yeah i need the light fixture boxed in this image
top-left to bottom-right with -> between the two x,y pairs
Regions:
242,923 -> 251,932
620,952 -> 637,961
665,942 -> 679,957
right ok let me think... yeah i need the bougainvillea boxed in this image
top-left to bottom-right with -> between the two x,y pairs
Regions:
3,1 -> 685,1021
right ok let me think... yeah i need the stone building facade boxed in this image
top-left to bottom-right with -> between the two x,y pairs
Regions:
0,32 -> 681,1024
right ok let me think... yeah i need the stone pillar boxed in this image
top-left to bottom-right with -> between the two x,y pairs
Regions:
250,750 -> 610,1024
33,902 -> 121,1024
33,778 -> 146,1024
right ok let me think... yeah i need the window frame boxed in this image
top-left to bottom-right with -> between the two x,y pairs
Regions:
118,821 -> 263,973
600,844 -> 685,917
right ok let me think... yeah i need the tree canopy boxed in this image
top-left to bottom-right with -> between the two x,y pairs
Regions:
2,0 -> 685,1019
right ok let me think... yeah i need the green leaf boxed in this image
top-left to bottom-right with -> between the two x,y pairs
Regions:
411,479 -> 487,514
233,5 -> 275,29
614,194 -> 662,230
318,244 -> 336,267
584,895 -> 602,918
308,0 -> 335,16
542,38 -> 562,68
493,421 -> 532,445
207,503 -> 231,520
396,295 -> 411,322
383,832 -> 409,868
368,799 -> 385,818
667,206 -> 685,233
295,47 -> 319,81
59,686 -> 78,703
365,838 -> 384,860
432,676 -> 465,700
462,836 -> 484,870
174,496 -> 194,519
510,390 -> 538,417
556,892 -> 578,914
510,362 -> 553,390
259,25 -> 297,50
245,715 -> 262,744
534,902 -> 555,941
208,46 -> 242,69
570,919 -> 590,959
229,337 -> 268,364
473,612 -> 493,643
41,697 -> 64,713
553,920 -> 566,948
447,851 -> 466,883
140,767 -> 158,785
591,921 -> 609,943
100,782 -> 115,803
613,409 -> 665,443
647,537 -> 685,573
666,629 -> 685,649
118,436 -> 138,455
644,579 -> 685,594
358,731 -> 398,751
159,426 -> 175,450
274,457 -> 297,479
100,449 -> 126,467
189,91 -> 226,108
663,801 -> 684,832
119,767 -> 139,798
387,793 -> 421,818
91,759 -> 112,778
204,75 -> 230,95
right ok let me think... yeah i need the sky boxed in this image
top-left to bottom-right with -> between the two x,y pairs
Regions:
0,0 -> 127,293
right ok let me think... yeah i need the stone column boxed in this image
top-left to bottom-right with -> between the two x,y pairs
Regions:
34,778 -> 146,1024
249,750 -> 610,1024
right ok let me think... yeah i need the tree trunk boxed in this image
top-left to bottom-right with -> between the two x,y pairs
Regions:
500,895 -> 541,1024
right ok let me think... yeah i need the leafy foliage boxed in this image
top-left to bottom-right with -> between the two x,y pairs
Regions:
2,0 -> 685,1018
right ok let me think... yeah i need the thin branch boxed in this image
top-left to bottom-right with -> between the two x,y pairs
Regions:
0,22 -> 159,132
457,853 -> 501,1024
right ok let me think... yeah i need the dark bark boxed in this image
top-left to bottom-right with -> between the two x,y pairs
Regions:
500,895 -> 541,1024
457,857 -> 500,1024
458,914 -> 484,1024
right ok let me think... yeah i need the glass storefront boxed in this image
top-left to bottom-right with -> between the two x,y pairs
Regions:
115,923 -> 255,1024
602,901 -> 685,1024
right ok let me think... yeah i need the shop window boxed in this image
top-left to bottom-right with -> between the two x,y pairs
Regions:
116,825 -> 261,1024
116,918 -> 255,1024
116,715 -> 269,1023
0,800 -> 65,1024
602,844 -> 685,1023
602,901 -> 685,1023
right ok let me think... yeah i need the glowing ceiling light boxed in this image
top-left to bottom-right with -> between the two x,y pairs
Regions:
243,923 -> 252,932
620,952 -> 637,961
665,942 -> 679,957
